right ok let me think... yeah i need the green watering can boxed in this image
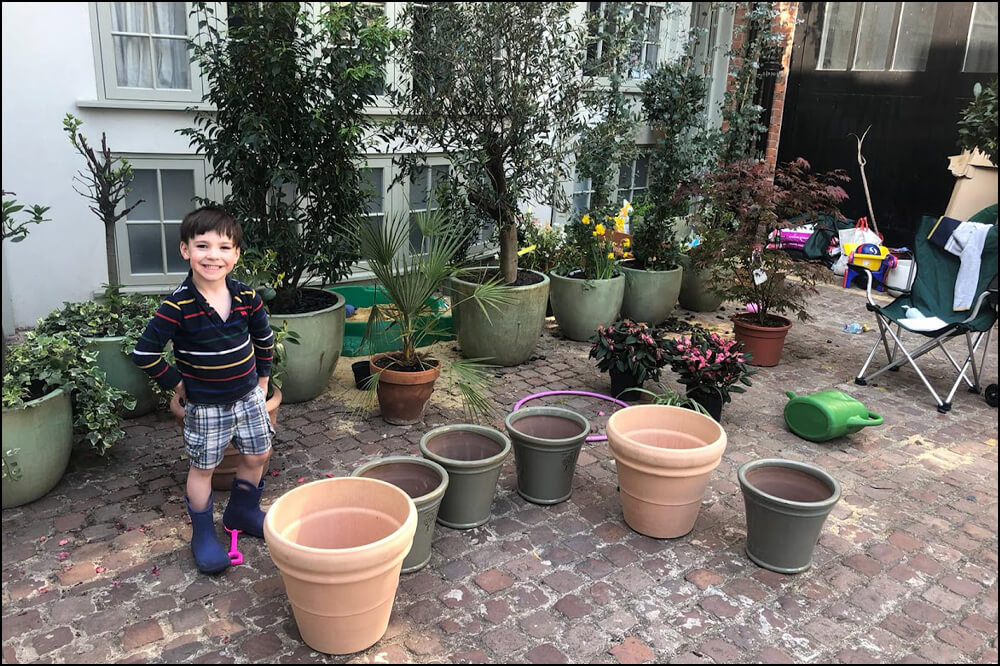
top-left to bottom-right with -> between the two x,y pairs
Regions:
784,390 -> 883,442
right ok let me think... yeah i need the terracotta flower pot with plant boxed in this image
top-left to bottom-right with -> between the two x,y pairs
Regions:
663,327 -> 756,421
589,318 -> 670,402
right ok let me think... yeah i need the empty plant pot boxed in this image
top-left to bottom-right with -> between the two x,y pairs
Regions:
505,406 -> 590,504
351,456 -> 449,573
607,404 -> 727,538
263,477 -> 417,655
419,424 -> 511,529
351,360 -> 373,390
738,458 -> 841,574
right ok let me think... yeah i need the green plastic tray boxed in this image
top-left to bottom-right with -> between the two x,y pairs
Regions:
328,285 -> 455,357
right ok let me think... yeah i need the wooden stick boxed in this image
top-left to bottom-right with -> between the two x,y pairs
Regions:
850,125 -> 879,236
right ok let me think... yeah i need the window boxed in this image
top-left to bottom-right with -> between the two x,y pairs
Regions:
817,2 -> 938,72
408,164 -> 450,253
572,153 -> 650,217
117,157 -> 212,287
93,2 -> 206,103
964,2 -> 999,73
361,167 -> 387,237
584,2 -> 666,80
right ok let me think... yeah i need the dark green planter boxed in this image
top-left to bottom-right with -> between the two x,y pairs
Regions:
352,456 -> 449,573
505,407 -> 590,504
419,424 -> 510,529
678,255 -> 724,312
548,271 -> 625,342
620,263 -> 683,325
269,289 -> 345,404
86,336 -> 157,418
450,268 -> 549,366
2,388 -> 74,509
738,458 -> 841,574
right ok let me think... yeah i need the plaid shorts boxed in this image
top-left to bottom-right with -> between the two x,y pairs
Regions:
184,386 -> 274,469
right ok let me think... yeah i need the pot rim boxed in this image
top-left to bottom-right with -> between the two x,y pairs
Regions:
263,476 -> 417,555
607,404 -> 725,455
505,406 -> 590,446
619,261 -> 682,275
350,455 -> 450,503
731,312 -> 793,331
268,287 -> 346,318
738,458 -> 842,509
419,424 -> 511,468
451,267 -> 550,290
550,269 -> 624,283
2,386 -> 67,414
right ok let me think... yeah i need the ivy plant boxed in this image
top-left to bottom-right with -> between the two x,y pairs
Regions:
33,289 -> 160,357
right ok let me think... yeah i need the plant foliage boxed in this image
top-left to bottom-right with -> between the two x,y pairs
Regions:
589,318 -> 670,385
34,290 -> 160,356
2,191 -> 50,243
957,78 -> 998,164
664,327 -> 755,404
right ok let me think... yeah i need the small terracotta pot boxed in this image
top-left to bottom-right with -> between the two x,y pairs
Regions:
731,313 -> 792,367
370,353 -> 441,425
607,404 -> 727,538
264,477 -> 417,654
170,386 -> 281,490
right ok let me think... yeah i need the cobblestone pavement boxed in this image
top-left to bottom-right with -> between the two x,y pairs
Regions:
3,280 -> 998,664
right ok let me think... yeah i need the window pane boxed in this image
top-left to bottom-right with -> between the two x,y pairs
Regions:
153,38 -> 191,89
634,156 -> 649,189
126,169 -> 159,220
429,165 -> 449,209
151,2 -> 186,35
114,36 -> 153,87
409,214 -> 426,254
164,222 -> 187,273
573,192 -> 590,215
618,164 -> 632,190
411,167 -> 429,210
112,2 -> 149,32
161,169 -> 196,220
892,3 -> 937,70
127,224 -> 164,273
819,2 -> 858,70
965,2 -> 999,73
362,168 -> 384,214
854,3 -> 895,71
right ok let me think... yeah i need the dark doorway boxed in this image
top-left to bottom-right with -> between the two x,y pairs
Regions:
779,2 -> 996,246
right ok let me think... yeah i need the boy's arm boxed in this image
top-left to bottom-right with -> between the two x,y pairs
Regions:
248,289 -> 274,382
132,300 -> 183,392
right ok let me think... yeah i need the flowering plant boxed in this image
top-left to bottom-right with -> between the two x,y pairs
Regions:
517,214 -> 565,274
560,201 -> 633,279
589,318 -> 670,384
665,328 -> 755,403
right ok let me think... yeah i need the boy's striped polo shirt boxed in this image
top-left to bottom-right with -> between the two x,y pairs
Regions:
132,272 -> 274,405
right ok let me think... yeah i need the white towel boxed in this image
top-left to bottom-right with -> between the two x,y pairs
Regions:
943,222 -> 993,311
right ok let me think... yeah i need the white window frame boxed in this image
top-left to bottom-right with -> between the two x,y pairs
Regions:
583,2 -> 685,91
962,2 -> 999,73
407,158 -> 452,255
115,155 -> 219,289
817,2 -> 940,73
91,2 -> 213,104
567,150 -> 651,222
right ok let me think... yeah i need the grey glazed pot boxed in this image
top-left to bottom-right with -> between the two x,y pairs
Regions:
548,271 -> 625,342
505,407 -> 591,504
738,458 -> 842,574
419,425 -> 511,529
351,456 -> 449,573
619,263 -> 683,325
677,255 -> 725,312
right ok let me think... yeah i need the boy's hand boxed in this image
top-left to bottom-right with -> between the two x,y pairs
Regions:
258,376 -> 270,393
174,381 -> 187,403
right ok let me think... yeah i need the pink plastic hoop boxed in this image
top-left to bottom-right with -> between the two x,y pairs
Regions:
513,390 -> 629,442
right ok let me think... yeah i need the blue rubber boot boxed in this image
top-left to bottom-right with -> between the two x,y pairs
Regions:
185,494 -> 231,574
222,478 -> 267,538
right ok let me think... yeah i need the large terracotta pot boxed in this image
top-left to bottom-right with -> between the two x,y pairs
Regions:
370,353 -> 441,425
170,386 -> 281,490
2,388 -> 74,509
607,404 -> 727,538
731,313 -> 792,367
264,477 -> 417,654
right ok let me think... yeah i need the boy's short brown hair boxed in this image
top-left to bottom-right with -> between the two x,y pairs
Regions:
180,206 -> 243,248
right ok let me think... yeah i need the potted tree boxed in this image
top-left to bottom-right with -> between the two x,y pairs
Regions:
946,78 -> 998,220
357,208 -> 508,425
662,327 -> 756,421
589,318 -> 671,401
3,330 -> 133,508
389,2 -> 587,365
183,3 -> 402,402
697,158 -> 849,366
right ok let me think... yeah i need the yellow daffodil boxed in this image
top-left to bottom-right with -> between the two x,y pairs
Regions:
594,223 -> 606,235
581,214 -> 591,225
592,230 -> 599,236
614,217 -> 625,232
623,238 -> 631,247
607,252 -> 615,259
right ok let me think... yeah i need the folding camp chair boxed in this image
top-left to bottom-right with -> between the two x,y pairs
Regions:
853,215 -> 998,413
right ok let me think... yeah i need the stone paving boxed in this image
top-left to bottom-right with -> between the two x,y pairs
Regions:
2,279 -> 998,664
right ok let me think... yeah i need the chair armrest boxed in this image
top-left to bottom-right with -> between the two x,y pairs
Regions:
850,267 -> 901,307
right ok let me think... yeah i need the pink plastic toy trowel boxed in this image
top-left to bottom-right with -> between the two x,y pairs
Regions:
225,528 -> 243,565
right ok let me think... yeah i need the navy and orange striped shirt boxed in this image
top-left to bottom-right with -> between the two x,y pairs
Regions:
132,272 -> 274,405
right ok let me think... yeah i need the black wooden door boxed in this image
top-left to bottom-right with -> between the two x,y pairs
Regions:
779,2 -> 991,246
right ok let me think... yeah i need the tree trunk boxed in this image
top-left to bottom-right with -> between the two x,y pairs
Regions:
499,222 -> 518,284
105,223 -> 120,287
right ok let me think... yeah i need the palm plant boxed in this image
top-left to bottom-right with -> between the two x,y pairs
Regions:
356,208 -> 511,422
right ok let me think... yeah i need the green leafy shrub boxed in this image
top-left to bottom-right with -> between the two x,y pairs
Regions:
589,318 -> 671,385
957,78 -> 998,163
34,290 -> 159,356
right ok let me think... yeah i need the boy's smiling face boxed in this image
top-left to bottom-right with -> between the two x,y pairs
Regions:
180,230 -> 240,288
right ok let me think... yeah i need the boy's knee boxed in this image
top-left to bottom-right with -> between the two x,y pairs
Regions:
243,451 -> 271,467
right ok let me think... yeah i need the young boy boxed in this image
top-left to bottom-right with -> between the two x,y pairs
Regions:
133,206 -> 275,574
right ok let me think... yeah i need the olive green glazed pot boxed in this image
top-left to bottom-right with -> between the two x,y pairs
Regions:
678,255 -> 725,312
87,336 -> 158,418
620,263 -> 683,325
269,289 -> 345,403
450,268 -> 549,366
548,271 -> 625,342
738,458 -> 841,574
2,388 -> 74,509
505,407 -> 590,505
352,456 -> 449,573
419,424 -> 511,529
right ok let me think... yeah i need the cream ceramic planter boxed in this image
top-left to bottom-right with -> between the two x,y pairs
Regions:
607,404 -> 727,538
263,477 -> 417,654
